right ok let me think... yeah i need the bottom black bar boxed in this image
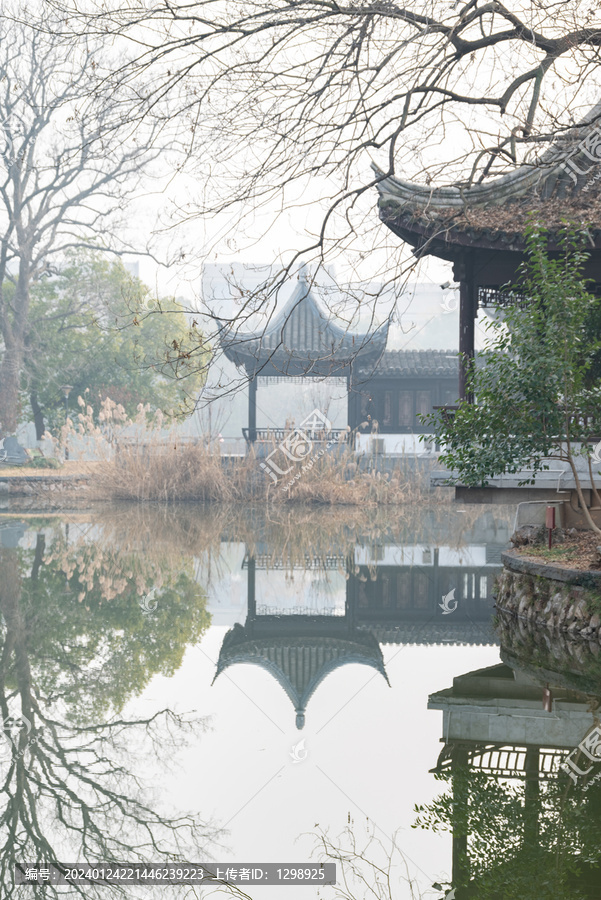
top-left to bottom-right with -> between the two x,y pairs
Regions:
15,862 -> 336,886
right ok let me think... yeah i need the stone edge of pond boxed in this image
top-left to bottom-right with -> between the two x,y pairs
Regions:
500,549 -> 601,586
495,550 -> 601,641
0,473 -> 90,496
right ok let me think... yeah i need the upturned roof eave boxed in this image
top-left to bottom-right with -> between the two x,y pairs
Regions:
378,206 -> 531,256
220,321 -> 390,373
372,160 -> 555,213
373,99 -> 601,252
212,633 -> 390,717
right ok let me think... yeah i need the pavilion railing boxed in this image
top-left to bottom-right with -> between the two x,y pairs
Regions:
432,405 -> 460,425
477,287 -> 530,309
432,740 -> 569,779
242,427 -> 349,445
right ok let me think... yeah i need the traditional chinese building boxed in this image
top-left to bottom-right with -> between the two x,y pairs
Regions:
219,273 -> 465,443
350,349 -> 462,440
374,101 -> 601,399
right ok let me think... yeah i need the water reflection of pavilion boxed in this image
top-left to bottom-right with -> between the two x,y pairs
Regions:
212,534 -> 506,727
428,661 -> 601,896
429,663 -> 592,776
213,555 -> 389,729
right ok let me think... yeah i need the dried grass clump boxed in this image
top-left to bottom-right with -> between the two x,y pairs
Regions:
60,393 -> 445,507
94,442 -> 253,502
94,440 -> 439,506
278,444 -> 432,506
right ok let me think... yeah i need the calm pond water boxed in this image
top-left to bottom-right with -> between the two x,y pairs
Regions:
2,503 -> 601,899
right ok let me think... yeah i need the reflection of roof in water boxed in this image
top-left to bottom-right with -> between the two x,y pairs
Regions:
429,663 -> 599,754
213,622 -> 389,729
360,622 -> 498,647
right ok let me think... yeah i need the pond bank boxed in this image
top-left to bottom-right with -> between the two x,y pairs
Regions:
495,548 -> 601,638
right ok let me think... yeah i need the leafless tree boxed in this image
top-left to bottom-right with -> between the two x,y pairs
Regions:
0,8 -> 159,435
36,1 -> 601,394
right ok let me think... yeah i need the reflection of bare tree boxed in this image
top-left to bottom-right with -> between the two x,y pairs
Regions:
0,543 -> 216,899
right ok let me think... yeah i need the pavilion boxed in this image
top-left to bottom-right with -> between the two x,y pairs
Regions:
218,272 -> 388,444
219,273 -> 465,443
374,100 -> 601,399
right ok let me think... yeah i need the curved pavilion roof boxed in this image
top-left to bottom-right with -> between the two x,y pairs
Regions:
219,273 -> 389,377
375,100 -> 601,258
213,622 -> 389,729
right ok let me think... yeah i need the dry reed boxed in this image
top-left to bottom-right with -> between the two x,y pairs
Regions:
92,439 -> 442,506
56,394 -> 447,508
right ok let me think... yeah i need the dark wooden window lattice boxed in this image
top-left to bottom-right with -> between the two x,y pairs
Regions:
478,287 -> 529,309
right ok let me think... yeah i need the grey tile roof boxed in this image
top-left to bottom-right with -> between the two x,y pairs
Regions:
374,99 -> 601,244
219,274 -> 389,376
359,349 -> 471,378
213,623 -> 388,729
374,99 -> 601,255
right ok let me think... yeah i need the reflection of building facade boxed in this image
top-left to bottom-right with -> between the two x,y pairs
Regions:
349,542 -> 501,646
212,525 -> 509,726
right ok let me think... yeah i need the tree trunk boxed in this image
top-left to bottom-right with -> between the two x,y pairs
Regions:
29,391 -> 45,440
567,455 -> 601,535
587,454 -> 601,508
0,345 -> 23,434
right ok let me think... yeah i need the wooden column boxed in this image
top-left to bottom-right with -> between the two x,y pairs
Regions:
432,547 -> 440,605
346,373 -> 355,449
455,255 -> 476,403
248,375 -> 257,443
524,746 -> 540,848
